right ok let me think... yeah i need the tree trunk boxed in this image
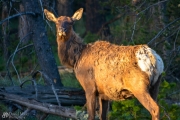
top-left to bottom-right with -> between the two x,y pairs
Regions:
21,0 -> 63,87
18,2 -> 32,44
2,1 -> 10,61
56,0 -> 73,16
85,0 -> 111,40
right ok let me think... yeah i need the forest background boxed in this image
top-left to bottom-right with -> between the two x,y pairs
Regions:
0,0 -> 180,119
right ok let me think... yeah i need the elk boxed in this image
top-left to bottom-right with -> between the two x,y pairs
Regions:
44,8 -> 164,120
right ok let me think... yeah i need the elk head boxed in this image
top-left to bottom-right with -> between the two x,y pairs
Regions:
44,8 -> 83,41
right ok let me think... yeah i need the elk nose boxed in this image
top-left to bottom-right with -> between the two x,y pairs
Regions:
59,27 -> 66,36
59,27 -> 67,32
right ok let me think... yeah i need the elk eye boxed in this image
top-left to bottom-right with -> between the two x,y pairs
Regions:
64,28 -> 67,32
66,19 -> 74,25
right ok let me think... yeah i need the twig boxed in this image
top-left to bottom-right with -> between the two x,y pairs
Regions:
137,0 -> 168,16
148,17 -> 180,45
38,0 -> 44,19
16,44 -> 33,52
45,20 -> 56,36
130,16 -> 137,44
5,43 -> 33,85
129,13 -> 142,44
28,64 -> 39,77
159,105 -> 171,120
20,79 -> 38,99
98,12 -> 127,35
11,32 -> 33,84
0,12 -> 36,25
133,0 -> 147,12
42,71 -> 61,107
155,26 -> 180,47
173,27 -> 180,50
32,71 -> 61,106
40,113 -> 49,120
18,108 -> 32,120
167,89 -> 180,97
6,33 -> 33,85
165,46 -> 180,72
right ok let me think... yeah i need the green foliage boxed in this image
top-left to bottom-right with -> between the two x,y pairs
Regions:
74,105 -> 83,111
0,102 -> 8,112
60,73 -> 81,88
109,99 -> 150,120
84,32 -> 99,43
159,80 -> 180,120
74,17 -> 86,36
109,80 -> 180,119
167,0 -> 180,18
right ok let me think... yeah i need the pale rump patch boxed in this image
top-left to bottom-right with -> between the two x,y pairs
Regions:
135,45 -> 164,85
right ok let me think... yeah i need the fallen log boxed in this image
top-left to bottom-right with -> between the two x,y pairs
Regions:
0,85 -> 87,119
0,85 -> 86,106
0,91 -> 77,119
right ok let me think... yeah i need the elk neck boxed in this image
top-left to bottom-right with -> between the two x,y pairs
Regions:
56,30 -> 86,68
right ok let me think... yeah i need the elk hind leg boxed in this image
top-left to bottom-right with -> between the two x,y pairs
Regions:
133,90 -> 159,120
86,91 -> 96,120
98,94 -> 109,120
149,75 -> 162,101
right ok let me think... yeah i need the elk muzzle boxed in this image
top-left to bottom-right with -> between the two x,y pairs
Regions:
58,27 -> 66,36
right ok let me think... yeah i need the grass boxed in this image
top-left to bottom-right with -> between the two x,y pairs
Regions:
60,72 -> 81,88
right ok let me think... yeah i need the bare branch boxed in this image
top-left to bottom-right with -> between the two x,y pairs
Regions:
38,0 -> 44,19
45,20 -> 56,36
137,0 -> 168,16
0,12 -> 36,25
11,32 -> 33,84
98,13 -> 127,35
173,27 -> 180,50
130,16 -> 142,44
133,0 -> 147,12
20,79 -> 38,99
165,46 -> 180,73
155,26 -> 180,47
159,104 -> 171,120
6,33 -> 33,85
148,17 -> 180,45
32,71 -> 61,106
39,113 -> 49,120
18,108 -> 32,120
16,43 -> 33,52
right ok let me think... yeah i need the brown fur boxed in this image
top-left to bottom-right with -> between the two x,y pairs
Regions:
44,8 -> 163,120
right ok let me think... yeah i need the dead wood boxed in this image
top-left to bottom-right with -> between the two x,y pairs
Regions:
0,85 -> 85,106
0,12 -> 36,25
0,85 -> 86,119
0,91 -> 77,119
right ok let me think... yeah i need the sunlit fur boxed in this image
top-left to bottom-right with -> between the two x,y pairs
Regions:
44,8 -> 164,120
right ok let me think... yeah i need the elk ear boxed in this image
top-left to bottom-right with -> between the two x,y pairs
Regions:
72,8 -> 83,21
44,9 -> 57,23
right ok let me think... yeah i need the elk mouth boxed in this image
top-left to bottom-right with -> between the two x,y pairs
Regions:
58,31 -> 66,37
58,27 -> 67,37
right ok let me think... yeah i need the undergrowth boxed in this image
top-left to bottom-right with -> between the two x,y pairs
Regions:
108,80 -> 180,120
